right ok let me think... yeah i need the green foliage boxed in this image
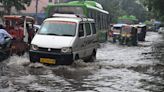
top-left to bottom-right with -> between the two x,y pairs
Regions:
67,0 -> 148,23
0,0 -> 31,14
119,15 -> 138,21
96,0 -> 124,23
144,0 -> 164,21
97,0 -> 148,23
118,15 -> 138,24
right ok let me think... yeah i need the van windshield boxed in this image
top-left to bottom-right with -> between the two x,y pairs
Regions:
38,21 -> 76,36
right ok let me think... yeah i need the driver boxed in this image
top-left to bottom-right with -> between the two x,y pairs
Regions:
0,24 -> 13,48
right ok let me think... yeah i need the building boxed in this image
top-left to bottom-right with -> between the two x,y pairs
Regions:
21,0 -> 68,14
22,0 -> 48,14
21,0 -> 68,24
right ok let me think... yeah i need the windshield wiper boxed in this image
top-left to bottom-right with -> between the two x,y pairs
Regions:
61,34 -> 74,36
45,33 -> 60,36
38,33 -> 73,36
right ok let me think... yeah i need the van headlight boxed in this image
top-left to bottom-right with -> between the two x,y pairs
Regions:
61,47 -> 72,53
31,44 -> 39,50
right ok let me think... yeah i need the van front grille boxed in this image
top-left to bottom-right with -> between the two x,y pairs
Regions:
38,47 -> 61,53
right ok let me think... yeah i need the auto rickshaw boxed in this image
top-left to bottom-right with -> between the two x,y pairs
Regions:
136,24 -> 147,41
0,15 -> 35,61
110,24 -> 127,43
119,25 -> 138,46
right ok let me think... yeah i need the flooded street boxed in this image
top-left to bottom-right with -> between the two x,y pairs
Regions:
0,32 -> 164,92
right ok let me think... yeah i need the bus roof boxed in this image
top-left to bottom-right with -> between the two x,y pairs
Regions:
47,1 -> 109,14
68,1 -> 103,9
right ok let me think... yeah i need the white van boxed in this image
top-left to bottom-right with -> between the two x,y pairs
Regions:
29,14 -> 98,65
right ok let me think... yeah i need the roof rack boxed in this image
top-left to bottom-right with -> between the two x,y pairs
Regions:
52,13 -> 87,18
51,13 -> 92,22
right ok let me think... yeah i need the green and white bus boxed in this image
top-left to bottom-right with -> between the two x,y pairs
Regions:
45,1 -> 109,42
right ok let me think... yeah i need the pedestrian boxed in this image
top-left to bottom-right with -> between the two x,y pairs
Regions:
26,24 -> 34,44
0,24 -> 13,48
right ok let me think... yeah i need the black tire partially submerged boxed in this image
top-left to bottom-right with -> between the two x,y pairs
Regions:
0,51 -> 9,62
84,50 -> 97,62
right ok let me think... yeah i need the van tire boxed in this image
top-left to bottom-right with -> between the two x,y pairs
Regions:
88,50 -> 96,62
75,54 -> 79,60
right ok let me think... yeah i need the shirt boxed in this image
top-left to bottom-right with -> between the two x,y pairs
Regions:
0,29 -> 13,44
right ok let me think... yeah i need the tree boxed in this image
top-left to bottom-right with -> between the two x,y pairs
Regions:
119,0 -> 149,22
0,0 -> 31,14
96,0 -> 126,23
143,0 -> 164,21
118,15 -> 138,24
97,0 -> 148,23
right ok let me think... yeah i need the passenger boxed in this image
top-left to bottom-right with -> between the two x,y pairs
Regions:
0,24 -> 13,48
16,23 -> 24,41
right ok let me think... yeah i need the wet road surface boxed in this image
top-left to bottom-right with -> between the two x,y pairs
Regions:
0,32 -> 164,92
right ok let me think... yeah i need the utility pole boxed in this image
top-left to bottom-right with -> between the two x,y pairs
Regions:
35,0 -> 39,24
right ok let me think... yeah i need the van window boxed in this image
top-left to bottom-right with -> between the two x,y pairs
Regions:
38,21 -> 76,36
78,23 -> 84,37
91,23 -> 96,34
85,23 -> 91,36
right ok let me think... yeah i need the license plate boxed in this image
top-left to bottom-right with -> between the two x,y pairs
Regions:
40,58 -> 56,64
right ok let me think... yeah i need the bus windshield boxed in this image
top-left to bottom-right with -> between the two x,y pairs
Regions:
38,21 -> 77,36
49,6 -> 84,16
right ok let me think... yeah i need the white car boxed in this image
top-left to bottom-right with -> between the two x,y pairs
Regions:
158,27 -> 164,34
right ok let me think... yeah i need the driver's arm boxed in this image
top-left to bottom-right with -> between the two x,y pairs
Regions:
3,30 -> 13,39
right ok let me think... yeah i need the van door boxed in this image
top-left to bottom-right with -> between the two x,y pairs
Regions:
76,23 -> 86,59
84,22 -> 95,57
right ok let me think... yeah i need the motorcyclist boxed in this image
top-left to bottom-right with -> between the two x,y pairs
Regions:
0,24 -> 13,48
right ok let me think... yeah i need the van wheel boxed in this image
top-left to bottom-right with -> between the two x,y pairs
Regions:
88,51 -> 96,62
75,55 -> 79,61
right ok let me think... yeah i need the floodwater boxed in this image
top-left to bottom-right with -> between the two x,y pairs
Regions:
0,32 -> 164,92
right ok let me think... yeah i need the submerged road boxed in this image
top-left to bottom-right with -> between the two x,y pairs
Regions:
0,32 -> 164,92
